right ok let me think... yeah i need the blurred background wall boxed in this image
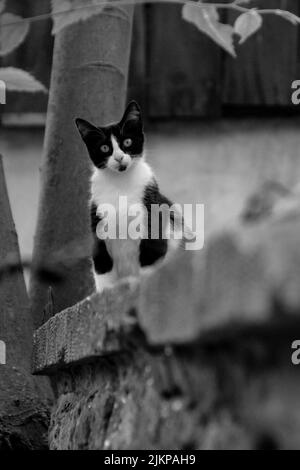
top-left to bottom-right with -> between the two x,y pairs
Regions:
1,0 -> 300,121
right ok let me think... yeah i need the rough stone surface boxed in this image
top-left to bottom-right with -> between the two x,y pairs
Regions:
33,278 -> 139,374
49,334 -> 300,450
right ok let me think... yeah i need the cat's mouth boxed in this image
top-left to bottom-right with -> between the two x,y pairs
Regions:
118,164 -> 128,172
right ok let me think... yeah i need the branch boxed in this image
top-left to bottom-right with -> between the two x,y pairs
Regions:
1,0 -> 300,28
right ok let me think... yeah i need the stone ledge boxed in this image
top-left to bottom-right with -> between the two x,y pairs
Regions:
138,212 -> 300,344
33,211 -> 300,375
32,278 -> 139,375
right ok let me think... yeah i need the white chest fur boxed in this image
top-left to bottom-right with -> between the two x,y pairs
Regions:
91,158 -> 154,210
91,159 -> 154,288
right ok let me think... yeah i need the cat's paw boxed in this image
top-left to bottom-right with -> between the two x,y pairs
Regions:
94,271 -> 116,292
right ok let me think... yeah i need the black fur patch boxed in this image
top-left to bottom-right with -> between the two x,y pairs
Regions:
140,180 -> 174,267
75,102 -> 144,169
90,203 -> 113,274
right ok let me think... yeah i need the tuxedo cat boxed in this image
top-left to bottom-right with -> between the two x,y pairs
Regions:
76,101 -> 183,291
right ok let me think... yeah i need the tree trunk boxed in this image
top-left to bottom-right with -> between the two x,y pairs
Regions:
30,5 -> 134,328
0,156 -> 49,450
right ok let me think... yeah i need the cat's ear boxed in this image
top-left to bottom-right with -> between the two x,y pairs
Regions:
75,118 -> 104,141
121,101 -> 143,133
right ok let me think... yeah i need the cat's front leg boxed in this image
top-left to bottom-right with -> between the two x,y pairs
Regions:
92,236 -> 114,292
93,270 -> 116,292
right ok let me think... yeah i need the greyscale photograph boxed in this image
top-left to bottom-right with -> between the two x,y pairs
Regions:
0,0 -> 300,453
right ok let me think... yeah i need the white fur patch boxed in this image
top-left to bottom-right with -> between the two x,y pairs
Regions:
93,271 -> 116,292
106,136 -> 132,172
91,157 -> 154,210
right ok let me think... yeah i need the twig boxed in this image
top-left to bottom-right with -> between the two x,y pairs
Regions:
1,0 -> 299,28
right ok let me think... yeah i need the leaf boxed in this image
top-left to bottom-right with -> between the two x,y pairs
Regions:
182,1 -> 236,57
0,68 -> 47,93
0,0 -> 6,14
234,10 -> 262,44
51,0 -> 106,35
275,10 -> 300,25
0,13 -> 29,56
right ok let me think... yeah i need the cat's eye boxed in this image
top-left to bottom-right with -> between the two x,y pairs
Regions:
123,138 -> 132,148
100,144 -> 110,153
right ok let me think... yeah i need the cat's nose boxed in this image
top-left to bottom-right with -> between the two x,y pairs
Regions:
114,154 -> 124,163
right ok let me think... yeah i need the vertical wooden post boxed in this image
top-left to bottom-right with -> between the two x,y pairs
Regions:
0,155 -> 49,450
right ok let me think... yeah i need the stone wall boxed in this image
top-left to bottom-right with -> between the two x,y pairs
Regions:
33,206 -> 300,450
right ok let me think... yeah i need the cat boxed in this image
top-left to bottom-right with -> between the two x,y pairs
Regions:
0,102 -> 185,292
75,101 -> 184,292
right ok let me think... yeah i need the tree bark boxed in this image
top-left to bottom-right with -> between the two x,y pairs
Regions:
30,5 -> 134,328
0,156 -> 49,450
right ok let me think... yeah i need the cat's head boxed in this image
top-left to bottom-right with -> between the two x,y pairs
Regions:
75,101 -> 144,173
